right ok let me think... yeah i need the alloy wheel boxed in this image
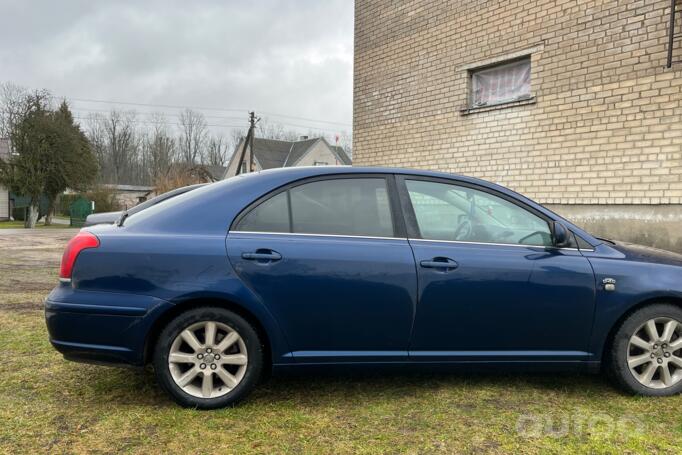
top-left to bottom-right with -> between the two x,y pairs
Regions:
627,317 -> 682,389
168,321 -> 248,398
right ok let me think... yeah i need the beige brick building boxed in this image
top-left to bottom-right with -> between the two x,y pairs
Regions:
353,0 -> 682,251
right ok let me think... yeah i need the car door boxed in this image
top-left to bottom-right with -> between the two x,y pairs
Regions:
226,175 -> 417,363
398,176 -> 596,362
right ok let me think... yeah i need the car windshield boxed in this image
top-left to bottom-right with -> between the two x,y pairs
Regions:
128,184 -> 206,215
123,183 -> 215,227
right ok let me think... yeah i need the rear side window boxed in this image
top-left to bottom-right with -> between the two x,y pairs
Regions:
234,178 -> 394,237
235,191 -> 290,233
290,179 -> 393,237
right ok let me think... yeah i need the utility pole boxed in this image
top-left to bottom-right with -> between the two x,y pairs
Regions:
248,111 -> 256,172
235,111 -> 259,175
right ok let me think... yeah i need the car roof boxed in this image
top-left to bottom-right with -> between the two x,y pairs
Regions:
245,165 -> 485,184
242,166 -> 523,199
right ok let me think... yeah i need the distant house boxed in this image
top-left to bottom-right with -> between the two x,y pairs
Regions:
202,165 -> 228,182
223,136 -> 351,179
0,139 -> 10,220
102,184 -> 155,210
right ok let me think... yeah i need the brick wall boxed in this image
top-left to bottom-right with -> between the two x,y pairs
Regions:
353,0 -> 682,205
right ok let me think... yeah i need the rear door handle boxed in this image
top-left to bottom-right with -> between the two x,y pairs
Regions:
420,257 -> 458,270
241,250 -> 282,262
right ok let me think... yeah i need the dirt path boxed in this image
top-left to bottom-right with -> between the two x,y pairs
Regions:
0,229 -> 75,299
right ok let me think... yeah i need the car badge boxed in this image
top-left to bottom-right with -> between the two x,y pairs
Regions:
603,278 -> 616,292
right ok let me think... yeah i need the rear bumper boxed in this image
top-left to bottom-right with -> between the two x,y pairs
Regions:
44,285 -> 169,366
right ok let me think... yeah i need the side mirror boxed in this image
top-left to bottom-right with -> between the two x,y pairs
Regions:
552,222 -> 571,248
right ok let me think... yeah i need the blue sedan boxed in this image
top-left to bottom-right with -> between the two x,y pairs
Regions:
45,167 -> 682,408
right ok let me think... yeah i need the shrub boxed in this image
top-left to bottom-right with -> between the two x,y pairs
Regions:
12,207 -> 26,221
86,187 -> 122,213
155,165 -> 210,194
57,194 -> 80,216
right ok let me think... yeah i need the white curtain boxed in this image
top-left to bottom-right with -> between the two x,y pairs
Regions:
472,59 -> 531,107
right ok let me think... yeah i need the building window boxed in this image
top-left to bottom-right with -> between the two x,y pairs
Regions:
470,57 -> 531,108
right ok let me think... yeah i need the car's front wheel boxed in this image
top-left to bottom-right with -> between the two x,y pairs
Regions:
609,303 -> 682,396
153,306 -> 263,408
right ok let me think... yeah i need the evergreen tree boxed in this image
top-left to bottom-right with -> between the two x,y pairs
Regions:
43,102 -> 98,225
0,98 -> 98,227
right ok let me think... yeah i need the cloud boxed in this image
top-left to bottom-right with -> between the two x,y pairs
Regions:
0,0 -> 354,136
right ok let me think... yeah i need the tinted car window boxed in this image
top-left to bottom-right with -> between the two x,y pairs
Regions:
406,180 -> 552,246
236,191 -> 290,233
290,178 -> 393,237
237,178 -> 395,237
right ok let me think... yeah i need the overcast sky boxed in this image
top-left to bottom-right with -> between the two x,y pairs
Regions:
0,0 -> 354,137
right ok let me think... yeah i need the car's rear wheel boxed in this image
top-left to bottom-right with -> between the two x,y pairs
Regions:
153,307 -> 263,408
609,304 -> 682,396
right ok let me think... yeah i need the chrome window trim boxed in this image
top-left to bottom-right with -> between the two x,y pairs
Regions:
230,174 -> 405,238
229,230 -> 404,241
228,230 -> 594,251
409,238 -> 592,252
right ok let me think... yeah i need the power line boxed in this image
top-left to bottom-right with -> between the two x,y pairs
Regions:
55,95 -> 352,127
70,115 -> 245,129
68,105 -> 246,122
70,112 -> 345,134
72,107 -> 348,134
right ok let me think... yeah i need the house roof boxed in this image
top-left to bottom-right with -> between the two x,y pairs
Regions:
203,165 -> 228,181
283,138 -> 319,166
226,136 -> 352,178
102,184 -> 155,193
251,138 -> 295,169
329,145 -> 352,165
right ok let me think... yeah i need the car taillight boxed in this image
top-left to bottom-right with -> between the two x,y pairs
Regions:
59,231 -> 100,281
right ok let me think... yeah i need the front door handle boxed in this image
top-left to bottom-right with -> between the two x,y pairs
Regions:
241,250 -> 282,262
420,257 -> 458,270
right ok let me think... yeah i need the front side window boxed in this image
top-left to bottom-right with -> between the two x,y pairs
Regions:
235,178 -> 394,238
406,180 -> 552,246
470,57 -> 531,107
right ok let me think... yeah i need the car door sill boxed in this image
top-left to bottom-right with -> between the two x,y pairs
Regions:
408,350 -> 593,360
290,350 -> 409,362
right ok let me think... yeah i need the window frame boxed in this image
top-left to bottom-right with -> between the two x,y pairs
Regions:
394,175 -> 576,249
230,174 -> 407,239
468,56 -> 532,109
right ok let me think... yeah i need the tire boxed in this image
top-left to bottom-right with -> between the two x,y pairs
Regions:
608,303 -> 682,396
153,306 -> 263,409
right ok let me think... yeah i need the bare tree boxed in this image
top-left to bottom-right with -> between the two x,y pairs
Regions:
86,113 -> 108,179
89,110 -> 139,184
0,83 -> 51,142
205,135 -> 230,167
178,109 -> 207,165
257,118 -> 300,141
229,128 -> 246,147
0,82 -> 27,139
337,130 -> 353,158
143,113 -> 176,182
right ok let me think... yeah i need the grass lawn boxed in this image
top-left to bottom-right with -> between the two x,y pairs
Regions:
0,220 -> 72,229
1,230 -> 681,454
